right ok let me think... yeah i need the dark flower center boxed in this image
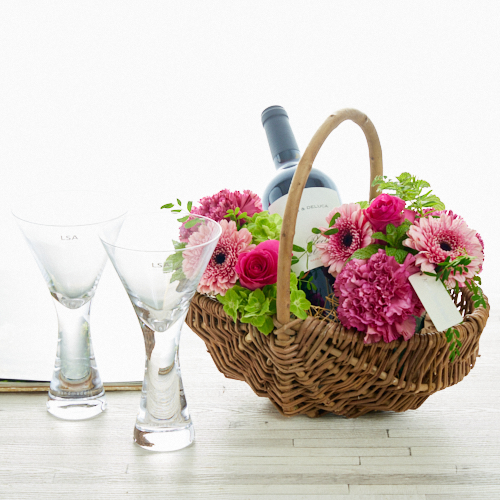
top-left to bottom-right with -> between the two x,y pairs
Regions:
440,241 -> 452,252
214,253 -> 226,265
342,233 -> 353,248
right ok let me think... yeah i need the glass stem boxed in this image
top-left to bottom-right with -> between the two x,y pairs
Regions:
49,298 -> 103,397
136,314 -> 192,430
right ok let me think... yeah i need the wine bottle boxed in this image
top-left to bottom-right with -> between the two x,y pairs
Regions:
261,105 -> 341,308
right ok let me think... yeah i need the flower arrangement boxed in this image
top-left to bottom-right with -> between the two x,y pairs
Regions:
161,190 -> 311,335
311,172 -> 486,360
163,173 -> 485,361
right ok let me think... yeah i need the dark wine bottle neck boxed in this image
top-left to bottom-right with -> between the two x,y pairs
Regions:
262,105 -> 301,170
273,149 -> 301,169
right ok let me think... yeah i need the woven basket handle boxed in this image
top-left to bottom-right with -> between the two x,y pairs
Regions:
276,108 -> 383,326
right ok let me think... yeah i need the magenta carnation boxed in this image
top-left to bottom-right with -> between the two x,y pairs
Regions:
404,212 -> 484,288
315,203 -> 374,276
191,189 -> 262,223
334,250 -> 425,344
191,220 -> 254,296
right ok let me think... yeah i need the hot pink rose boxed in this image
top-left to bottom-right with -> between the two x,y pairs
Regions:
235,239 -> 279,290
365,194 -> 406,232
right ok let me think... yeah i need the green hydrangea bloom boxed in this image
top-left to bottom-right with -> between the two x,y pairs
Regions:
245,211 -> 283,245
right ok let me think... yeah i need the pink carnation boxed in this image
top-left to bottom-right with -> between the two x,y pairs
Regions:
187,219 -> 254,296
315,203 -> 374,276
191,189 -> 262,223
179,189 -> 262,242
404,213 -> 484,288
334,250 -> 425,344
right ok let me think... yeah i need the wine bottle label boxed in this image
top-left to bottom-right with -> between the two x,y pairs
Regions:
269,187 -> 341,274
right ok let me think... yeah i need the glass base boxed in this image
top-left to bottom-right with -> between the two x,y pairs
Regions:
46,391 -> 107,420
133,423 -> 194,451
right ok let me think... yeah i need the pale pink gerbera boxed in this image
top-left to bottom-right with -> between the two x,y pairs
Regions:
191,189 -> 262,223
335,250 -> 425,344
182,222 -> 221,280
404,212 -> 484,288
315,203 -> 374,276
185,219 -> 254,296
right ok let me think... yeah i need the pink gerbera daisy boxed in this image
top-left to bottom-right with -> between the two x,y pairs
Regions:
315,203 -> 374,276
404,212 -> 484,288
181,222 -> 221,280
185,219 -> 254,296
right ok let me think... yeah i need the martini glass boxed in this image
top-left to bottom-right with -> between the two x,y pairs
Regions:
12,191 -> 127,420
99,211 -> 221,451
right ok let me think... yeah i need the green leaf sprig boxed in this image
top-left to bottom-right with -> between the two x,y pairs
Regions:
297,270 -> 317,292
373,172 -> 445,215
163,240 -> 187,283
465,276 -> 487,309
445,327 -> 461,363
423,255 -> 472,285
291,243 -> 313,269
217,273 -> 311,335
224,207 -> 248,228
424,259 -> 486,310
423,256 -> 486,361
356,201 -> 370,209
161,199 -> 202,228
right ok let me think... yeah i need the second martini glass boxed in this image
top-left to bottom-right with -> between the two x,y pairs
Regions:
100,211 -> 221,451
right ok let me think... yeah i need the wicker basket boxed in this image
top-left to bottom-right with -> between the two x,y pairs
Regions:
186,108 -> 490,418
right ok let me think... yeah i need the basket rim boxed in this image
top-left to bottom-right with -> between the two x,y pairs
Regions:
191,287 -> 489,347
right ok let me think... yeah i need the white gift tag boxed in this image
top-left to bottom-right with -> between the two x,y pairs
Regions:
408,272 -> 463,332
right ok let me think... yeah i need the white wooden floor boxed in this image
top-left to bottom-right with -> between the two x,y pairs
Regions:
1,294 -> 499,500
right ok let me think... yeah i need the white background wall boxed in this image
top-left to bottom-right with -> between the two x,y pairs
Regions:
0,1 -> 498,379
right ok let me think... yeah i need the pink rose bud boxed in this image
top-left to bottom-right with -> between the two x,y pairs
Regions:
365,194 -> 406,233
235,239 -> 279,290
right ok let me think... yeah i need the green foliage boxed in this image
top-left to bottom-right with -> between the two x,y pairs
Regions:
217,273 -> 311,335
161,198 -> 203,226
373,172 -> 445,214
385,247 -> 409,264
371,220 -> 417,264
348,244 -> 385,262
309,211 -> 341,237
466,276 -> 487,309
163,241 -> 187,283
290,289 -> 311,320
245,211 -> 283,244
424,255 -> 486,360
356,201 -> 370,209
445,327 -> 462,363
298,270 -> 317,292
423,255 -> 477,289
328,212 -> 342,227
224,207 -> 249,228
